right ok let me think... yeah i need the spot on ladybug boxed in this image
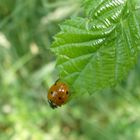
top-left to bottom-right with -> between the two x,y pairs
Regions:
47,80 -> 69,109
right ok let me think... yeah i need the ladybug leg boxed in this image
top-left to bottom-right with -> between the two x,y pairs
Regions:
54,78 -> 60,85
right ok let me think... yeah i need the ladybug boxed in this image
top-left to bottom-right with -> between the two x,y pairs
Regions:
47,80 -> 69,109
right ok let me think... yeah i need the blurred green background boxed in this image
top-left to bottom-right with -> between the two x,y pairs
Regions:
0,0 -> 140,140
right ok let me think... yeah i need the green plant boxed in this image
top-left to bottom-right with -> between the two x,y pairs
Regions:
52,0 -> 140,96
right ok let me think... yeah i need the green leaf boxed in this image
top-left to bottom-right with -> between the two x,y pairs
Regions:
51,0 -> 140,96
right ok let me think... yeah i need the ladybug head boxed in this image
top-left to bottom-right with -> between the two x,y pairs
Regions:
48,100 -> 58,109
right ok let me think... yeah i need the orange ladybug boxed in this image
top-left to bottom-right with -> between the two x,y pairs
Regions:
48,80 -> 69,109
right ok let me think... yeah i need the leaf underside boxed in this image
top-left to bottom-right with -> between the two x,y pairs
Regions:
52,0 -> 140,96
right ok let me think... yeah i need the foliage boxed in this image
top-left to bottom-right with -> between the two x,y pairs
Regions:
0,0 -> 140,140
52,0 -> 140,96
